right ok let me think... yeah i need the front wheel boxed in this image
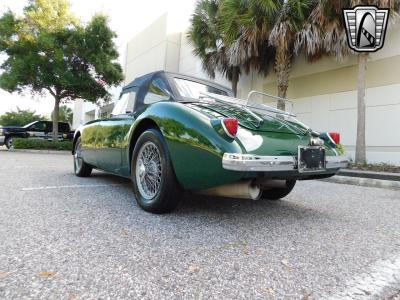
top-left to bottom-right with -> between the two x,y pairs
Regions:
5,137 -> 13,149
73,137 -> 92,177
131,129 -> 181,214
261,180 -> 296,201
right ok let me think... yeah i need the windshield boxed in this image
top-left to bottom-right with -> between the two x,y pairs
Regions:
174,78 -> 229,99
23,121 -> 37,128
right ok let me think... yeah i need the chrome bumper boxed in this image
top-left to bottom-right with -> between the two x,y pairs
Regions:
222,153 -> 349,172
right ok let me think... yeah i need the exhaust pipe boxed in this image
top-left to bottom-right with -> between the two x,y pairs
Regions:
194,180 -> 261,200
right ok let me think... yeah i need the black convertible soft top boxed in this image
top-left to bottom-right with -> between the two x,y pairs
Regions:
121,71 -> 232,96
121,72 -> 156,94
120,71 -> 233,113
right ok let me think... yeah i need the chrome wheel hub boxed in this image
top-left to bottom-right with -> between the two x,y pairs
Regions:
135,141 -> 162,200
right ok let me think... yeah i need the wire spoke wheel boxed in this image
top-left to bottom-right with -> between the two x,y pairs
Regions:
135,141 -> 162,200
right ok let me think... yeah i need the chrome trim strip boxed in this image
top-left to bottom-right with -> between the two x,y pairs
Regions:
242,106 -> 264,127
246,90 -> 295,115
326,155 -> 349,169
222,153 -> 296,171
222,153 -> 349,172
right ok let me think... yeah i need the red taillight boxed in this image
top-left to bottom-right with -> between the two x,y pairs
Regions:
222,118 -> 238,138
329,132 -> 340,144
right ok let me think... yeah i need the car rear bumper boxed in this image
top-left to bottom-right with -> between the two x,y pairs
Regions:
222,153 -> 349,172
0,136 -> 5,146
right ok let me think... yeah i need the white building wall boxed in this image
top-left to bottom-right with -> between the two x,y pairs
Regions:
292,84 -> 400,164
72,99 -> 96,130
124,13 -> 185,84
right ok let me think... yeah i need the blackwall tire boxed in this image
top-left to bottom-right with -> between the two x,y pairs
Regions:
5,137 -> 13,150
73,137 -> 92,177
131,129 -> 181,214
261,180 -> 296,201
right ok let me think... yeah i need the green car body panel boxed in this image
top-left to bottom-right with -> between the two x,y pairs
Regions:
74,71 -> 343,191
77,100 -> 338,190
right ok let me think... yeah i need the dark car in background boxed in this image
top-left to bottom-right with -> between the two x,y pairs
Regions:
0,121 -> 73,149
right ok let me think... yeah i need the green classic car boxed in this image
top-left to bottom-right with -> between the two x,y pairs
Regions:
72,71 -> 348,213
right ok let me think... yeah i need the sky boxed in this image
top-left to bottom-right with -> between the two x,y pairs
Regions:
0,0 -> 195,116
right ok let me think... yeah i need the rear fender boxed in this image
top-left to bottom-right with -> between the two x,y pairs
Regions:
128,102 -> 244,189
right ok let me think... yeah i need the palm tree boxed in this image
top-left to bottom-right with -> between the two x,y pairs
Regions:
218,0 -> 311,110
268,0 -> 313,110
218,0 -> 276,77
188,0 -> 241,96
297,0 -> 399,164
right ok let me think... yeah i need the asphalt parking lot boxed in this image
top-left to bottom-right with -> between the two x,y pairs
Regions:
0,150 -> 400,299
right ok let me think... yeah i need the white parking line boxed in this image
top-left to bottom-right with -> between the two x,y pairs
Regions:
22,183 -> 128,191
323,255 -> 400,299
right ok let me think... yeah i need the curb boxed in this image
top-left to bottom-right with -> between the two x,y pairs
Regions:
3,149 -> 70,155
338,169 -> 400,182
323,175 -> 400,190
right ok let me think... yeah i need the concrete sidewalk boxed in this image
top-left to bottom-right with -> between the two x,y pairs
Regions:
325,169 -> 400,190
0,148 -> 70,155
338,169 -> 400,181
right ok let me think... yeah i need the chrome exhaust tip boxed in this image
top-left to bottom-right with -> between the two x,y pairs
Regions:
194,180 -> 261,200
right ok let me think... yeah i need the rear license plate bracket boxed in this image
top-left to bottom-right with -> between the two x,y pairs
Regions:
298,146 -> 326,173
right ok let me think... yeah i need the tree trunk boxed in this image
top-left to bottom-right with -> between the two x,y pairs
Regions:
275,48 -> 290,111
231,68 -> 239,97
52,97 -> 61,141
277,85 -> 287,111
355,53 -> 368,164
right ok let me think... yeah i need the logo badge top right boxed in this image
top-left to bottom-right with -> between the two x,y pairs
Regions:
343,6 -> 389,52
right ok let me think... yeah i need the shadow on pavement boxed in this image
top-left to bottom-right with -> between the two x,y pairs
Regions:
88,170 -> 328,223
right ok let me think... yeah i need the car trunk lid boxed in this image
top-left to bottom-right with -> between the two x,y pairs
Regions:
186,102 -> 308,135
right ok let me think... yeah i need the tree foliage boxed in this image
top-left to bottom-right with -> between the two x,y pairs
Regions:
56,105 -> 73,124
0,0 -> 123,138
188,0 -> 275,96
189,0 -> 312,105
188,0 -> 242,96
0,107 -> 47,126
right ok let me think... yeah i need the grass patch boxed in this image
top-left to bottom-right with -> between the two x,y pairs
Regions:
13,138 -> 72,151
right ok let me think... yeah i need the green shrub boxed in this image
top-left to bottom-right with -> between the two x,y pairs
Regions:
13,138 -> 73,151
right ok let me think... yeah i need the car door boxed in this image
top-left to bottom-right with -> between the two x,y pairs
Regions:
58,123 -> 70,139
95,91 -> 137,175
46,122 -> 67,141
26,121 -> 47,139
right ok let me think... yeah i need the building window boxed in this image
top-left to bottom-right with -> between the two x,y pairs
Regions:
143,78 -> 171,104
